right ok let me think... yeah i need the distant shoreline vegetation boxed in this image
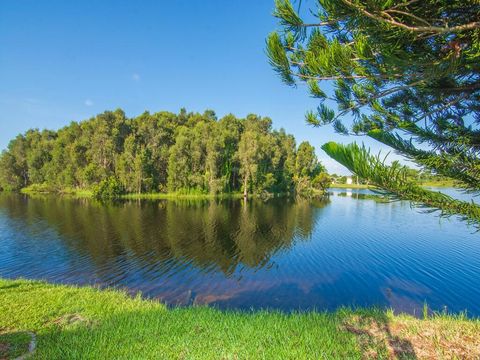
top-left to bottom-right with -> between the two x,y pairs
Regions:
330,179 -> 456,190
0,109 -> 331,199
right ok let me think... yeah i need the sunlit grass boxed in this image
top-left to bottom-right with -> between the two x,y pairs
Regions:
0,279 -> 359,359
330,180 -> 456,190
419,180 -> 456,188
1,279 -> 479,359
330,183 -> 372,189
120,192 -> 245,200
0,331 -> 32,359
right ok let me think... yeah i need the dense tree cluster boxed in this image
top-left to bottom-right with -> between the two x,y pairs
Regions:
0,109 -> 325,197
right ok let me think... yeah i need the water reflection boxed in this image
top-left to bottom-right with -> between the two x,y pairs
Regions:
335,191 -> 389,202
1,192 -> 480,315
0,194 -> 328,279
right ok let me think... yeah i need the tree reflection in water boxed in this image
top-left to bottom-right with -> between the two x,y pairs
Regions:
0,194 -> 330,304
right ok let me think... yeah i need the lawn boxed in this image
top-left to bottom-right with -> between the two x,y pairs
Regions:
330,183 -> 372,189
1,279 -> 479,359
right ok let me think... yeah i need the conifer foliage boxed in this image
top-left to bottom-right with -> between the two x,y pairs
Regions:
267,0 -> 480,224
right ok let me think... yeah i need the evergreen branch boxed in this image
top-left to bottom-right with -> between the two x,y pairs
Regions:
414,94 -> 468,122
390,0 -> 421,11
269,0 -> 480,227
397,121 -> 480,154
293,71 -> 406,82
327,81 -> 424,124
273,0 -> 336,29
340,0 -> 480,34
266,32 -> 296,86
294,72 -> 372,81
368,130 -> 480,192
383,9 -> 432,27
296,21 -> 338,28
321,141 -> 480,225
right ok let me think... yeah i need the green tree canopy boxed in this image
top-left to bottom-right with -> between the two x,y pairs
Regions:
267,0 -> 480,225
0,109 -> 324,198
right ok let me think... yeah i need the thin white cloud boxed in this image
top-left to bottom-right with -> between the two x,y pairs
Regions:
132,73 -> 140,81
25,98 -> 42,104
84,99 -> 94,107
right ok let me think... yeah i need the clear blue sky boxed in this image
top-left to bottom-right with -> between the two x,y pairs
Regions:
0,0 -> 402,175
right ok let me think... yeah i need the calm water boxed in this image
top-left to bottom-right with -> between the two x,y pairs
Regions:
1,191 -> 479,316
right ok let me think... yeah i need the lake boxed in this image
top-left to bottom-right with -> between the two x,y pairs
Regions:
1,190 -> 479,316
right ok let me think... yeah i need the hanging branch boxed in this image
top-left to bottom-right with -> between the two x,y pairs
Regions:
340,0 -> 480,34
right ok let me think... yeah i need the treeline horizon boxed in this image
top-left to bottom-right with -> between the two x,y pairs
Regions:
0,108 -> 326,196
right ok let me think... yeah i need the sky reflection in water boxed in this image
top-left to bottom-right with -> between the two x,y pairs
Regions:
0,191 -> 479,316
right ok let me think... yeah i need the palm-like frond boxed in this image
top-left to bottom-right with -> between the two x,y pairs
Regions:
322,141 -> 480,226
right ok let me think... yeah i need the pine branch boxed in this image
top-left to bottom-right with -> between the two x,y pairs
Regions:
390,0 -> 421,11
415,94 -> 468,122
340,0 -> 480,34
397,120 -> 480,154
383,9 -> 432,27
269,0 -> 480,227
368,129 -> 480,192
321,141 -> 480,226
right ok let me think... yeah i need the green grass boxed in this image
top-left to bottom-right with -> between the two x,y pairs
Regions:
1,279 -> 479,359
19,186 -> 242,200
19,181 -> 456,201
331,180 -> 457,190
120,192 -> 245,200
0,331 -> 32,359
0,279 -> 360,359
21,184 -> 93,198
418,179 -> 456,188
20,183 -> 56,194
18,185 -> 279,201
330,183 -> 372,189
336,192 -> 389,203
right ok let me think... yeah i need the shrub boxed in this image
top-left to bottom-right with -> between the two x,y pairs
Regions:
312,173 -> 332,192
21,183 -> 58,194
92,177 -> 125,200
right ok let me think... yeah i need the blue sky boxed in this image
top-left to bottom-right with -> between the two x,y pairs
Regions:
0,0 -> 403,174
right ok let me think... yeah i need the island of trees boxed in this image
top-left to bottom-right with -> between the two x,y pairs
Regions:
0,109 -> 328,198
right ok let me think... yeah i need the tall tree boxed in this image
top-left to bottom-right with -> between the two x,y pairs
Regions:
0,151 -> 22,191
238,127 -> 262,198
295,141 -> 321,178
218,114 -> 243,192
267,0 -> 480,224
0,108 -> 323,197
294,141 -> 323,194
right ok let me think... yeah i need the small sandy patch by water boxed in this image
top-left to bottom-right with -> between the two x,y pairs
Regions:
343,314 -> 480,359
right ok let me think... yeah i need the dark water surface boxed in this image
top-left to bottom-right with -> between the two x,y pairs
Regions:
1,191 -> 479,316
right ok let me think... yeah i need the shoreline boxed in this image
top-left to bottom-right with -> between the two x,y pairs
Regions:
330,181 -> 455,190
1,278 -> 478,358
16,187 -> 314,200
13,182 -> 456,200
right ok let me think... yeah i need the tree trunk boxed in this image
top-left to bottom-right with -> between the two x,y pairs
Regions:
243,174 -> 248,199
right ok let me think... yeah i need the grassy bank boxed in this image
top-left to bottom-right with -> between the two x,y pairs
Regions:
19,182 -> 456,201
330,183 -> 372,189
418,180 -> 456,188
331,180 -> 456,190
336,192 -> 390,203
20,185 -> 93,198
121,192 -> 245,200
18,184 -> 275,200
1,279 -> 479,359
